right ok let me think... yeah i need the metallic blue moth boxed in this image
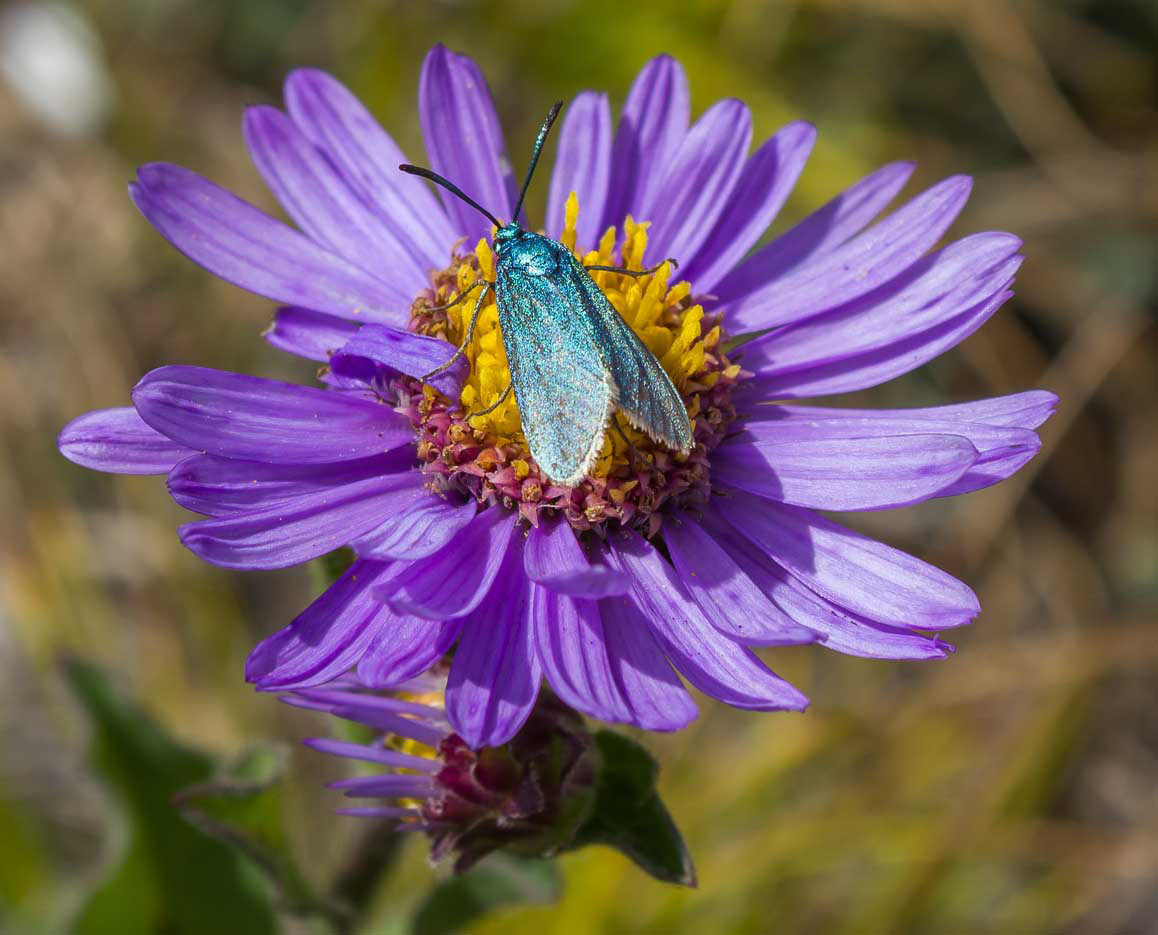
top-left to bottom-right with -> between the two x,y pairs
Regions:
400,102 -> 693,486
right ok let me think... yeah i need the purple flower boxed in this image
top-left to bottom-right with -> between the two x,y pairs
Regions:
59,47 -> 1056,749
284,670 -> 599,871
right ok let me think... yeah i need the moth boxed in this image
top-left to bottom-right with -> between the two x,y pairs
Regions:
401,102 -> 693,486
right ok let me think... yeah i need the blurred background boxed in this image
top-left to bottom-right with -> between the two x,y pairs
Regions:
1,0 -> 1155,932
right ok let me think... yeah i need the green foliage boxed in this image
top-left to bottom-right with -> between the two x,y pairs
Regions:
410,855 -> 562,935
65,659 -> 278,935
569,731 -> 696,887
0,793 -> 52,923
172,743 -> 348,925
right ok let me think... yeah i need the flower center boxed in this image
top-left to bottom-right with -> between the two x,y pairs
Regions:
401,194 -> 743,534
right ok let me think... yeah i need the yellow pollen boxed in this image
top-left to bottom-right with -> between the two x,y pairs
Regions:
433,193 -> 715,479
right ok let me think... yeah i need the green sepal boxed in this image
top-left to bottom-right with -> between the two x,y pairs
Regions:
568,730 -> 697,887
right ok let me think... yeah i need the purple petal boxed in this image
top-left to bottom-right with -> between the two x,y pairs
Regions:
419,45 -> 515,241
531,585 -> 634,723
446,549 -> 539,749
740,232 -> 1021,387
132,365 -> 413,464
247,559 -> 392,689
607,532 -> 809,711
721,175 -> 974,333
168,451 -> 410,516
701,509 -> 949,659
356,615 -> 462,688
284,692 -> 447,747
332,775 -> 435,799
737,402 -> 1045,497
663,515 -> 818,646
242,105 -> 427,297
334,807 -> 421,819
601,55 -> 690,229
712,160 -> 916,308
303,737 -> 439,772
746,398 -> 1054,433
546,92 -> 612,246
59,406 -> 196,475
523,518 -> 628,597
374,507 -> 515,620
596,596 -> 699,731
680,121 -> 817,292
293,689 -> 448,723
329,323 -> 466,397
715,489 -> 979,629
644,99 -> 752,266
352,491 -> 477,561
264,307 -> 360,362
747,284 -> 1017,399
283,68 -> 457,270
845,390 -> 1059,430
714,432 -> 979,510
130,163 -> 404,323
179,472 -> 417,570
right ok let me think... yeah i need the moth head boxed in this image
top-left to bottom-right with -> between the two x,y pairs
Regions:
493,224 -> 525,253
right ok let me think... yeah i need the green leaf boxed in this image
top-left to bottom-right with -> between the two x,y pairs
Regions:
410,854 -> 562,935
172,743 -> 347,925
64,658 -> 278,935
569,730 -> 697,887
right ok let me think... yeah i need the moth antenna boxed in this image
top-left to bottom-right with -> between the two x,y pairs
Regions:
511,100 -> 564,222
399,164 -> 503,229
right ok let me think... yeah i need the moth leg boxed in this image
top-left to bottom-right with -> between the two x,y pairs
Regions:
611,415 -> 644,468
421,282 -> 493,381
420,278 -> 487,313
469,382 -> 512,417
584,258 -> 679,277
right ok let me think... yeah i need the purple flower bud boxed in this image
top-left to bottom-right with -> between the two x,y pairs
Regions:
288,675 -> 597,873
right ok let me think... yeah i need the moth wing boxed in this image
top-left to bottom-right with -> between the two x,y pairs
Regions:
495,263 -> 613,485
565,253 -> 694,453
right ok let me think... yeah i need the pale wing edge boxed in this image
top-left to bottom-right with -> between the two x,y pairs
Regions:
566,258 -> 694,453
557,367 -> 617,486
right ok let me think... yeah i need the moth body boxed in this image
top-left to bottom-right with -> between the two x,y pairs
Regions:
492,224 -> 692,485
401,102 -> 693,487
